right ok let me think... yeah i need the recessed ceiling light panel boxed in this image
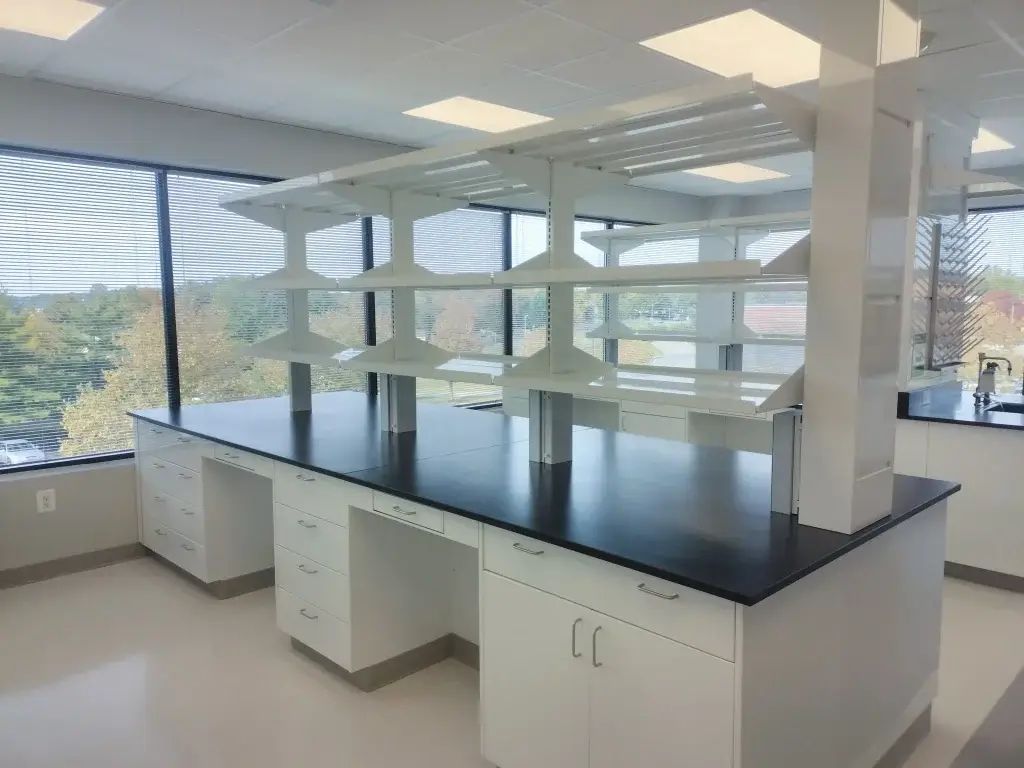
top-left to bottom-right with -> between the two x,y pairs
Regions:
684,162 -> 790,183
404,97 -> 550,133
0,0 -> 105,40
973,128 -> 1014,153
641,9 -> 821,88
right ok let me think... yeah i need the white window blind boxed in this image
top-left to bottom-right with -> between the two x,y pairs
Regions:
511,213 -> 547,356
168,175 -> 366,406
0,152 -> 162,464
374,209 -> 504,405
741,229 -> 808,374
575,220 -> 607,359
613,223 -> 700,369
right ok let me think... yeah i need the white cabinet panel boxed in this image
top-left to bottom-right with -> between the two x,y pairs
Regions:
273,503 -> 350,575
276,588 -> 351,670
274,465 -> 369,525
894,420 -> 928,476
621,412 -> 687,442
275,545 -> 350,623
373,492 -> 445,534
213,445 -> 273,477
589,615 -> 735,768
481,573 -> 590,768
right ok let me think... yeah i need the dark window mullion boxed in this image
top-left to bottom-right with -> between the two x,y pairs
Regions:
155,170 -> 181,409
502,210 -> 513,357
363,217 -> 378,398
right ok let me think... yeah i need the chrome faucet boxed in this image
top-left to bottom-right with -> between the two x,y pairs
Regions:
974,352 -> 1013,407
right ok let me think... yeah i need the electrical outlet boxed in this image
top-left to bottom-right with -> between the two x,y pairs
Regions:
36,489 -> 56,514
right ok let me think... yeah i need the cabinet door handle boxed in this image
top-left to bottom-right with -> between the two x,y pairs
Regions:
295,474 -> 316,483
298,564 -> 319,574
299,608 -> 318,620
297,520 -> 317,529
181,543 -> 195,552
571,618 -> 583,659
392,504 -> 416,516
592,626 -> 603,668
155,528 -> 167,536
513,542 -> 544,556
637,583 -> 680,600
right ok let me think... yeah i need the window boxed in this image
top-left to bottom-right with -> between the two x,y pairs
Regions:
374,209 -> 504,405
0,152 -> 163,465
511,213 -> 548,356
741,228 -> 808,374
574,220 -> 607,359
613,223 -> 700,369
168,174 -> 366,406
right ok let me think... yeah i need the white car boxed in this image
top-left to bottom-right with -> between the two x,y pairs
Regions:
0,439 -> 46,465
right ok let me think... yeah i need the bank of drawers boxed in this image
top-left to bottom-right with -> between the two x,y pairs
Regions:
483,525 -> 736,662
141,457 -> 202,509
144,485 -> 205,545
142,510 -> 208,582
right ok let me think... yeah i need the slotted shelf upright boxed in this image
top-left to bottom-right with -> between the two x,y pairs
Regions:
221,73 -> 818,415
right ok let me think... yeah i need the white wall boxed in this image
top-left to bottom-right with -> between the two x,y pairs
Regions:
0,461 -> 138,571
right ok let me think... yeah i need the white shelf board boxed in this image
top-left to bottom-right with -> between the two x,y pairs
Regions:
220,75 -> 817,214
244,330 -> 352,366
241,266 -> 338,291
589,281 -> 807,295
587,326 -> 806,346
582,211 -> 811,250
334,263 -> 495,291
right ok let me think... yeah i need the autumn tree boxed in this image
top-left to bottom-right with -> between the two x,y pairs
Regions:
431,295 -> 484,400
960,298 -> 1024,393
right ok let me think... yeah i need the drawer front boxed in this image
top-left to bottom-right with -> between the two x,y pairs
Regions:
136,421 -> 176,452
274,465 -> 371,526
275,546 -> 350,622
142,459 -> 202,509
144,484 -> 205,545
273,503 -> 350,575
621,413 -> 687,442
483,526 -> 735,661
373,492 -> 444,534
152,434 -> 207,473
213,446 -> 274,477
277,588 -> 351,670
145,519 -> 208,582
444,512 -> 480,548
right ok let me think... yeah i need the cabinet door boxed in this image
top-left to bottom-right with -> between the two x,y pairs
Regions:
481,573 -> 590,768
589,615 -> 735,768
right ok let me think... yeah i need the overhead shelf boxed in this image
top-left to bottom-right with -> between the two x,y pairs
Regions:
244,330 -> 352,366
241,266 -> 338,291
586,322 -> 806,346
220,75 -> 817,216
333,263 -> 495,292
589,280 -> 807,295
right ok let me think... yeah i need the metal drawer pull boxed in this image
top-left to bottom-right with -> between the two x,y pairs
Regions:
513,542 -> 544,556
297,520 -> 317,529
181,543 -> 195,552
154,495 -> 165,503
592,626 -> 603,668
299,608 -> 318,620
176,437 -> 191,443
298,564 -> 319,574
155,528 -> 167,536
153,462 -> 166,469
178,473 -> 192,480
183,510 -> 195,516
392,504 -> 416,516
224,453 -> 240,459
571,618 -> 583,659
637,583 -> 680,600
150,428 -> 164,434
295,474 -> 316,483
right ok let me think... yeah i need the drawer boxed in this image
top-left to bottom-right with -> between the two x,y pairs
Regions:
145,520 -> 208,582
274,465 -> 370,526
141,458 -> 202,509
213,446 -> 274,477
136,421 -> 177,452
151,434 -> 207,473
373,492 -> 444,534
275,546 -> 350,622
444,512 -> 480,548
621,412 -> 687,442
277,588 -> 351,670
273,503 -> 349,575
483,526 -> 735,661
144,484 -> 205,545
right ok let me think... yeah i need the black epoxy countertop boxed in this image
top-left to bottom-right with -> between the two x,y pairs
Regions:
132,392 -> 959,606
903,388 -> 1024,432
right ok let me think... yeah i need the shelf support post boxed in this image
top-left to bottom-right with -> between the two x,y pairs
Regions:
285,212 -> 312,413
382,192 -> 418,433
799,0 -> 921,533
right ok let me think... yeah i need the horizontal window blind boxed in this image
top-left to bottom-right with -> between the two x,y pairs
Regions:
374,209 -> 504,405
0,152 -> 163,465
575,220 -> 607,359
741,229 -> 808,374
613,223 -> 700,369
168,175 -> 366,405
511,213 -> 548,357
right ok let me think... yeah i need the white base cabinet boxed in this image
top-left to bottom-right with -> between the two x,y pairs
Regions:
481,572 -> 734,768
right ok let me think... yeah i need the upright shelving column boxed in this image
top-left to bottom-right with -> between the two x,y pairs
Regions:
284,217 -> 312,411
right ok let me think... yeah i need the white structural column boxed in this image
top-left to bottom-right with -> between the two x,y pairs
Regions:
696,233 -> 738,369
285,215 -> 312,412
382,193 -> 419,433
799,0 -> 920,533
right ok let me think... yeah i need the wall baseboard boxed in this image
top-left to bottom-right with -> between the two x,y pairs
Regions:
946,561 -> 1024,593
0,543 -> 146,590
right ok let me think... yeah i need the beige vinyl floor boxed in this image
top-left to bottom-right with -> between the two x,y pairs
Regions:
0,558 -> 1021,768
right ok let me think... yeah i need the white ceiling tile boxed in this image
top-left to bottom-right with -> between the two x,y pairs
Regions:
161,71 -> 298,114
546,0 -> 751,43
341,0 -> 538,43
0,31 -> 64,77
544,43 -> 708,92
261,96 -> 444,145
464,72 -> 594,113
452,9 -> 619,70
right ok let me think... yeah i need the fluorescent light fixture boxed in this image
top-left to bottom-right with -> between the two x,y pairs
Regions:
404,97 -> 550,133
641,9 -> 821,88
684,162 -> 789,183
0,0 -> 104,40
973,128 -> 1014,153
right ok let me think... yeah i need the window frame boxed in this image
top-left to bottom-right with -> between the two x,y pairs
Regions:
0,144 -> 646,473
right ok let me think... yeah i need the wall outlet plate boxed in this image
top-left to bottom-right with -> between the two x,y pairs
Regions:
36,489 -> 56,514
